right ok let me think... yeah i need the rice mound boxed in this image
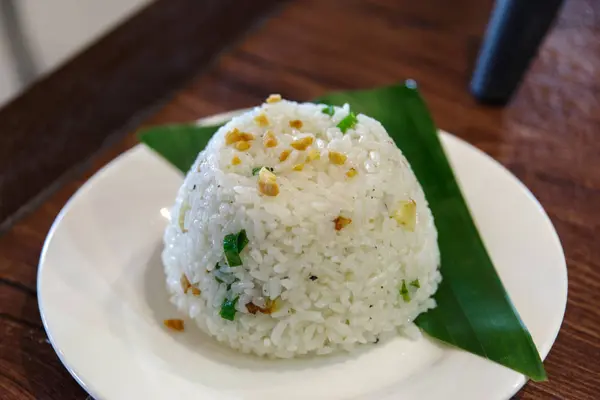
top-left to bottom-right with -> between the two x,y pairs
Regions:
162,97 -> 441,358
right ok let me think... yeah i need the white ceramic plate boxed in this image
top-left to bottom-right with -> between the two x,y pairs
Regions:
38,110 -> 567,400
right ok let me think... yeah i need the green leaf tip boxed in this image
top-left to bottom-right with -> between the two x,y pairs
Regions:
317,81 -> 546,381
140,81 -> 547,381
138,124 -> 222,173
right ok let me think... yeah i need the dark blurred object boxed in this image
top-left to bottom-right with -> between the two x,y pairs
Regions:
470,0 -> 565,104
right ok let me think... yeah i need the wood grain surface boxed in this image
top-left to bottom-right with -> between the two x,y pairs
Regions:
0,0 -> 599,398
0,0 -> 283,231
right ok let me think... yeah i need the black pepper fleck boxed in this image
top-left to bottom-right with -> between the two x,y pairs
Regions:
369,305 -> 373,308
375,338 -> 380,344
309,275 -> 318,281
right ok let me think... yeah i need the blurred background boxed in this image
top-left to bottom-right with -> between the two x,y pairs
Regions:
0,0 -> 151,106
0,0 -> 579,108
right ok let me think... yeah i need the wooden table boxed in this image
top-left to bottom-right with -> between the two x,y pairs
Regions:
0,0 -> 598,398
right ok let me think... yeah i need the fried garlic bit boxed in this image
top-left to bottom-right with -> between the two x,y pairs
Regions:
266,94 -> 282,103
346,168 -> 357,178
306,149 -> 320,162
181,274 -> 191,293
225,128 -> 241,145
263,130 -> 278,148
231,155 -> 241,165
292,163 -> 304,171
239,132 -> 254,141
391,199 -> 417,231
225,128 -> 254,145
328,151 -> 347,165
246,298 -> 278,315
178,201 -> 190,232
289,119 -> 303,129
279,149 -> 291,161
181,274 -> 201,296
254,113 -> 269,127
333,216 -> 352,231
290,136 -> 314,151
235,141 -> 252,151
164,319 -> 185,331
258,167 -> 279,196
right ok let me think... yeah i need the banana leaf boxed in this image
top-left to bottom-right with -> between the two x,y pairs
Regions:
139,82 -> 546,381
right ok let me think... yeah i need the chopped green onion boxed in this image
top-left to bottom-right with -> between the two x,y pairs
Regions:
252,166 -> 274,176
400,280 -> 410,302
223,229 -> 248,267
410,279 -> 421,288
223,233 -> 241,266
337,112 -> 357,133
237,230 -> 248,252
215,276 -> 224,284
219,296 -> 239,321
321,105 -> 335,116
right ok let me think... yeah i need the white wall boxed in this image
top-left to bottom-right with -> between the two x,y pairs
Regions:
0,27 -> 18,105
0,0 -> 153,106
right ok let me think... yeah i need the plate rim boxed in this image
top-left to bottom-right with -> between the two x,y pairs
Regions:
37,110 -> 568,400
